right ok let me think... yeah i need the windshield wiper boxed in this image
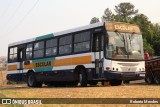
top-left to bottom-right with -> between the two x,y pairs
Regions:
116,32 -> 129,58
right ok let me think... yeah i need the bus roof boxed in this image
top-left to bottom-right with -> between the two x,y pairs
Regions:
8,21 -> 141,47
8,22 -> 103,47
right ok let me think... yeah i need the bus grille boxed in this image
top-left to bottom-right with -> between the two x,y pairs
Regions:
120,67 -> 137,72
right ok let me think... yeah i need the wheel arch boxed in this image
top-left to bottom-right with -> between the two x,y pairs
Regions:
26,69 -> 35,77
74,65 -> 87,74
74,65 -> 88,80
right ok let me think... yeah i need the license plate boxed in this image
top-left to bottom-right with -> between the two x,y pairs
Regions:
140,74 -> 145,77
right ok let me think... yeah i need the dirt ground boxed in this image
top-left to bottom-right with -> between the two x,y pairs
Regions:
0,71 -> 160,107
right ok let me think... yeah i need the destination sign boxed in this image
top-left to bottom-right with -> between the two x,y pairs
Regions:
105,22 -> 141,34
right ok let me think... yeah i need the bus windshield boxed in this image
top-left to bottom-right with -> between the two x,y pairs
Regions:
106,32 -> 144,60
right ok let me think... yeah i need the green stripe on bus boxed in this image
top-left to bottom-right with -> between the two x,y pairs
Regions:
36,33 -> 54,41
33,57 -> 55,72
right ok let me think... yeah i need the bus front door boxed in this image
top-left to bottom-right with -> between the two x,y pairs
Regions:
17,46 -> 25,81
93,33 -> 104,79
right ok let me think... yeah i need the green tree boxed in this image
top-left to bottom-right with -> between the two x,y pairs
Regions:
133,14 -> 153,42
143,38 -> 154,55
152,24 -> 160,55
114,2 -> 138,22
90,17 -> 100,24
132,14 -> 155,54
152,23 -> 160,37
102,8 -> 115,22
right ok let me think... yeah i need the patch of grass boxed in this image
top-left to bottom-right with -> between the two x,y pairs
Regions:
6,81 -> 17,85
6,105 -> 24,107
7,81 -> 26,85
0,92 -> 6,98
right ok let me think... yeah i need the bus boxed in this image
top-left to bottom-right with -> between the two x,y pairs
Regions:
7,21 -> 145,87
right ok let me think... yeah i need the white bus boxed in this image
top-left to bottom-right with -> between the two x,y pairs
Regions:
7,21 -> 145,87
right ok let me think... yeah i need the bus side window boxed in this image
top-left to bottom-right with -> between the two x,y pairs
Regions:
46,38 -> 57,56
101,35 -> 104,51
33,41 -> 44,58
74,31 -> 90,53
26,44 -> 33,60
9,47 -> 17,62
93,33 -> 103,52
59,35 -> 72,55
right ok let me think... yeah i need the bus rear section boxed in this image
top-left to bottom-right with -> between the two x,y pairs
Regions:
6,21 -> 145,87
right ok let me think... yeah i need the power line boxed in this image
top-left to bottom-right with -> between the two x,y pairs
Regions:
0,0 -> 25,31
6,0 -> 40,35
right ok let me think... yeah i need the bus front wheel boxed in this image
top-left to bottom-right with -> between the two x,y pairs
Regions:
27,72 -> 42,87
79,68 -> 87,87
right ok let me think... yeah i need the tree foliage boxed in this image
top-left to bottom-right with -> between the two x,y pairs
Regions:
102,8 -> 115,22
90,17 -> 100,24
133,14 -> 153,42
115,2 -> 138,20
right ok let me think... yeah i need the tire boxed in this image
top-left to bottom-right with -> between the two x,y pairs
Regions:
79,68 -> 87,87
154,72 -> 160,84
27,72 -> 42,87
145,70 -> 155,84
123,80 -> 130,84
110,80 -> 122,86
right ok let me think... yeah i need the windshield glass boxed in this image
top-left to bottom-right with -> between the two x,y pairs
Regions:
106,32 -> 144,60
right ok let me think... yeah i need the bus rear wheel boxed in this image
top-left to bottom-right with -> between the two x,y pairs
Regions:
110,80 -> 122,86
79,68 -> 87,87
27,72 -> 42,87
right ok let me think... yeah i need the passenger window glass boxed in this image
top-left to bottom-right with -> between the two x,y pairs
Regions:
33,41 -> 44,58
59,35 -> 72,55
74,31 -> 90,53
46,39 -> 57,56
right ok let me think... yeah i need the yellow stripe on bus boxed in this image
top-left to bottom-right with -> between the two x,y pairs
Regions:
8,55 -> 92,71
8,64 -> 18,71
23,64 -> 34,69
53,55 -> 92,66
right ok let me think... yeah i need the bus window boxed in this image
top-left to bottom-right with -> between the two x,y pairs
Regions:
9,47 -> 17,62
74,31 -> 90,53
33,41 -> 44,58
59,35 -> 72,55
46,38 -> 57,56
26,44 -> 33,59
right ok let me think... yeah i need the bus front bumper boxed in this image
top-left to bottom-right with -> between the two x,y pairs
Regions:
103,71 -> 145,81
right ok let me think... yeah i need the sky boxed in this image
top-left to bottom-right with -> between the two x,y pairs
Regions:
0,0 -> 160,56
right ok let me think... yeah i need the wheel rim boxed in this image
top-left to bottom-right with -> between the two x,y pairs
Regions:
28,75 -> 34,86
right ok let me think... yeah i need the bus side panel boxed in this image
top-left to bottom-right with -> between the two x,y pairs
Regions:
7,62 -> 22,82
35,70 -> 77,82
